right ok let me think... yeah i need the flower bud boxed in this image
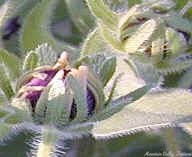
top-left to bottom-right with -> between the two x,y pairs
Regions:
16,52 -> 105,120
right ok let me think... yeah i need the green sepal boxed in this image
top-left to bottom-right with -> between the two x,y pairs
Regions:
99,56 -> 116,86
45,80 -> 72,126
67,75 -> 88,121
22,51 -> 38,72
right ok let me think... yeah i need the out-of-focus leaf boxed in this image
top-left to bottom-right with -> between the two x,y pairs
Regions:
165,12 -> 192,34
177,67 -> 192,89
180,122 -> 192,137
0,123 -> 13,142
35,127 -> 60,157
65,0 -> 95,33
21,0 -> 77,58
174,0 -> 188,10
0,64 -> 14,99
0,49 -> 20,79
128,0 -> 141,8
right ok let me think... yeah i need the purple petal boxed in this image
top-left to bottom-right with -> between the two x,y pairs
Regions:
86,87 -> 96,116
26,78 -> 48,86
69,87 -> 96,120
26,70 -> 57,87
25,69 -> 57,110
26,91 -> 42,112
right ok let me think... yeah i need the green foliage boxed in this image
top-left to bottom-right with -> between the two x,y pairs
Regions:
20,0 -> 77,56
0,64 -> 14,99
0,0 -> 192,156
0,49 -> 20,79
65,0 -> 95,33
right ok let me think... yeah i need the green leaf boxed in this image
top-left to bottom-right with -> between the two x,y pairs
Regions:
0,64 -> 14,99
35,86 -> 50,123
128,0 -> 141,8
45,80 -> 72,126
65,0 -> 95,33
91,85 -> 151,121
0,110 -> 8,119
21,0 -> 77,57
22,51 -> 38,72
174,0 -> 188,10
107,56 -> 145,99
0,49 -> 20,79
0,123 -> 13,142
35,43 -> 58,66
123,19 -> 161,53
35,126 -> 60,157
99,56 -> 116,86
155,54 -> 192,75
181,1 -> 192,20
177,67 -> 192,88
85,0 -> 118,30
67,75 -> 88,121
131,61 -> 160,85
166,28 -> 187,55
80,27 -> 108,56
0,1 -> 11,32
23,43 -> 58,71
91,89 -> 192,139
165,12 -> 192,34
99,23 -> 122,51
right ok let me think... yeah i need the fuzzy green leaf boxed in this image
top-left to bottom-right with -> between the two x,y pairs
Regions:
80,27 -> 108,56
35,86 -> 50,123
123,19 -> 161,53
155,54 -> 192,75
67,75 -> 88,121
166,28 -> 186,55
45,80 -> 72,126
85,0 -> 118,30
0,64 -> 14,99
107,56 -> 145,99
0,49 -> 20,79
36,127 -> 60,157
91,89 -> 192,139
36,43 -> 58,66
22,51 -> 38,72
177,67 -> 192,88
99,23 -> 123,51
99,56 -> 116,86
0,123 -> 13,142
21,0 -> 77,57
165,12 -> 192,34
